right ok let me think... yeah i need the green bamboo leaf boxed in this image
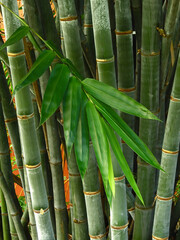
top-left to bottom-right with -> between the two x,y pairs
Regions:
63,76 -> 82,157
90,97 -> 163,171
0,26 -> 30,51
102,120 -> 144,204
82,78 -> 159,120
40,64 -> 70,125
86,101 -> 112,204
107,140 -> 115,196
13,50 -> 56,94
74,92 -> 89,179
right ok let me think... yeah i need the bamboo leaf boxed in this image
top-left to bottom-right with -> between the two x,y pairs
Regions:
74,92 -> 89,179
40,64 -> 70,125
82,78 -> 159,120
86,101 -> 112,204
102,120 -> 144,204
107,140 -> 115,196
63,76 -> 81,157
90,97 -> 163,171
0,26 -> 30,51
14,50 -> 56,94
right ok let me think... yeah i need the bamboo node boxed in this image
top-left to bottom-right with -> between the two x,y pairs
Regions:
48,195 -> 53,201
7,51 -> 25,57
137,49 -> 141,55
11,212 -> 19,217
11,232 -> 18,236
162,148 -> 179,155
17,165 -> 24,170
156,27 -> 168,38
152,234 -> 169,240
17,113 -> 34,120
4,117 -> 17,123
96,56 -> 114,63
60,16 -> 78,21
114,175 -> 125,181
40,149 -> 47,154
115,29 -> 133,35
118,87 -> 136,92
49,160 -> 62,166
69,203 -> 73,207
128,207 -> 135,212
89,231 -> 107,239
1,212 -> 8,216
54,207 -> 67,212
73,218 -> 87,224
33,207 -> 49,214
111,221 -> 129,230
60,36 -> 64,40
84,24 -> 93,28
25,162 -> 41,169
170,96 -> 180,102
156,195 -> 173,201
141,51 -> 160,57
68,234 -> 72,240
0,151 -> 9,156
29,222 -> 36,226
69,172 -> 80,177
84,190 -> 101,196
135,203 -> 154,210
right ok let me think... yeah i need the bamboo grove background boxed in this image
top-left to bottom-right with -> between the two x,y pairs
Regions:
0,0 -> 179,240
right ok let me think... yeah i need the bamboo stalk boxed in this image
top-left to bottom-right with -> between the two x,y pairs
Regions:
57,0 -> 85,77
0,62 -> 25,190
152,51 -> 180,240
23,1 -> 69,238
133,0 -> 161,239
0,170 -> 27,240
1,1 -> 55,239
0,189 -> 11,240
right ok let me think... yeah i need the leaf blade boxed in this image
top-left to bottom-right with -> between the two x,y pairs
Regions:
14,50 -> 56,94
0,26 -> 30,51
82,78 -> 159,120
40,64 -> 70,125
63,76 -> 82,157
102,120 -> 144,204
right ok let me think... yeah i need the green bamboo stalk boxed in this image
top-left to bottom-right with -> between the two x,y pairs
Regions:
57,0 -> 85,77
90,1 -> 129,238
115,0 -> 135,172
21,206 -> 29,228
0,102 -> 21,240
0,62 -> 25,190
1,1 -> 55,239
69,150 -> 89,240
23,162 -> 38,240
133,1 -> 161,239
0,170 -> 27,240
161,0 -> 180,90
0,189 -> 11,240
84,0 -> 95,63
23,1 -> 69,238
83,144 -> 106,240
152,51 -> 180,240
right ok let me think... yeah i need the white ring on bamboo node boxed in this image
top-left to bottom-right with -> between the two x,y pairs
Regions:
25,162 -> 41,169
60,16 -> 78,21
17,113 -> 34,120
7,51 -> 25,57
111,221 -> 129,230
152,235 -> 169,240
170,96 -> 180,102
96,56 -> 114,63
162,148 -> 179,155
